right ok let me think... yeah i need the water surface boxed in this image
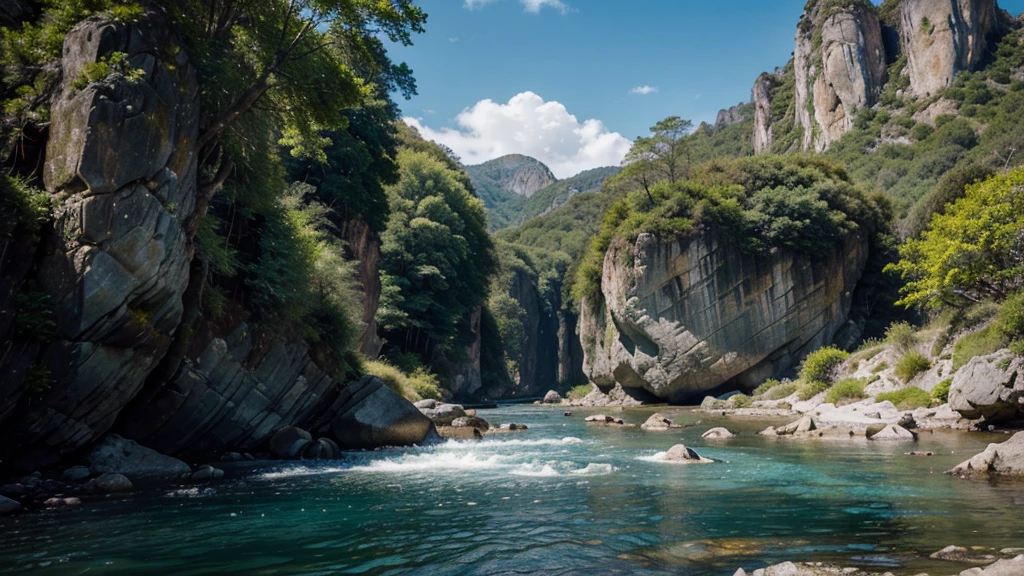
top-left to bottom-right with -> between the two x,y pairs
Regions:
2,406 -> 1022,575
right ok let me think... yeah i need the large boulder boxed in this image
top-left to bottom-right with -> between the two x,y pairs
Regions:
86,472 -> 134,493
899,0 -> 1014,97
949,431 -> 1024,478
948,351 -> 1023,422
702,427 -> 736,439
543,390 -> 563,404
0,495 -> 21,515
268,427 -> 312,460
0,10 -> 200,471
86,434 -> 190,479
640,413 -> 677,431
330,376 -> 439,450
419,403 -> 467,426
580,229 -> 868,404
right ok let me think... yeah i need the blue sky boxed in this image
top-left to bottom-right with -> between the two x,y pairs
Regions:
390,0 -> 1024,176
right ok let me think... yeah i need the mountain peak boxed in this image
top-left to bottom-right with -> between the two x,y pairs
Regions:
468,155 -> 557,199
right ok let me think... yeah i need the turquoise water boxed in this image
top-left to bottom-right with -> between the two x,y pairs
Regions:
1,406 -> 1023,575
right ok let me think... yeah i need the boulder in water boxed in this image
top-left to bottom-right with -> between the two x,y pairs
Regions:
451,416 -> 490,431
702,427 -> 736,439
543,390 -> 562,404
640,413 -> 677,431
664,444 -> 711,464
776,415 -> 816,435
87,434 -> 191,479
331,376 -> 439,449
0,495 -> 21,515
302,438 -> 340,460
949,431 -> 1024,478
949,351 -> 1024,423
420,403 -> 467,426
869,424 -> 916,441
269,426 -> 313,460
86,473 -> 134,494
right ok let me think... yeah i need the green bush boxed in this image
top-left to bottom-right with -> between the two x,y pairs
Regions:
997,291 -> 1024,341
932,378 -> 953,403
765,382 -> 799,400
1009,340 -> 1024,356
567,384 -> 592,400
826,378 -> 868,405
753,378 -> 782,395
799,346 -> 851,384
364,360 -> 440,402
797,380 -> 829,401
885,321 -> 918,354
871,361 -> 889,373
732,394 -> 752,408
953,325 -> 1009,371
875,387 -> 932,410
895,352 -> 932,383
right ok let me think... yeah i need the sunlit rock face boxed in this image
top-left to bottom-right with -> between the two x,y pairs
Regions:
795,1 -> 887,152
752,74 -> 776,154
0,11 -> 200,471
900,0 -> 1013,97
580,231 -> 868,404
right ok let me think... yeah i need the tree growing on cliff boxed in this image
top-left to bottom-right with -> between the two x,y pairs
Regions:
622,116 -> 695,199
888,168 -> 1024,309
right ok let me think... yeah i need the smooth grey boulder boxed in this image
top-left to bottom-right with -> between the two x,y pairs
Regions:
451,416 -> 490,431
301,438 -> 340,460
702,427 -> 736,439
87,434 -> 190,479
950,431 -> 1024,478
62,466 -> 92,483
86,472 -> 133,493
543,390 -> 562,404
664,444 -> 711,463
0,495 -> 21,515
414,399 -> 440,410
640,413 -> 677,431
420,403 -> 467,426
330,376 -> 438,450
962,555 -> 1024,575
187,465 -> 224,482
777,415 -> 817,436
268,427 -> 312,460
869,424 -> 916,441
949,351 -> 1023,422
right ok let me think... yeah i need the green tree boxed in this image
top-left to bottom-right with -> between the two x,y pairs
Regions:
622,116 -> 695,197
888,168 -> 1024,309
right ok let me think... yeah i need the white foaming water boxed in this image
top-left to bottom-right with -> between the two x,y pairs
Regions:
441,436 -> 584,450
350,451 -> 505,473
638,451 -> 670,463
571,463 -> 617,476
256,466 -> 348,480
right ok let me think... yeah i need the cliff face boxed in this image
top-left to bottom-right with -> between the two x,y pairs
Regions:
0,11 -> 428,472
0,13 -> 199,470
580,231 -> 869,403
900,0 -> 1013,97
752,74 -> 776,154
795,2 -> 887,152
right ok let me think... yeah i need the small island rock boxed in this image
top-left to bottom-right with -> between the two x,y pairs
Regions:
702,427 -> 736,439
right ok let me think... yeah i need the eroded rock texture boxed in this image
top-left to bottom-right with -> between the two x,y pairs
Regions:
580,231 -> 868,403
900,0 -> 1013,97
0,12 -> 199,470
796,2 -> 887,152
752,74 -> 776,154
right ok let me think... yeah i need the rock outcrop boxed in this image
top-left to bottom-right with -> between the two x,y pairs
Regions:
715,103 -> 746,130
580,231 -> 868,403
900,0 -> 1014,97
949,431 -> 1024,477
467,154 -> 557,199
86,434 -> 191,479
450,307 -> 483,400
795,1 -> 887,152
0,11 -> 200,471
948,351 -> 1023,422
329,376 -> 439,450
752,73 -> 776,154
339,219 -> 383,357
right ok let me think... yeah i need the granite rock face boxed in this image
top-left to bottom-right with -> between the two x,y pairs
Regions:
796,2 -> 887,152
580,231 -> 868,403
948,350 -> 1023,422
752,73 -> 776,154
0,11 -> 199,471
900,0 -> 1014,97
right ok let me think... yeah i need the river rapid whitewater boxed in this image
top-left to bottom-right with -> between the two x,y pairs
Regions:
1,406 -> 1022,575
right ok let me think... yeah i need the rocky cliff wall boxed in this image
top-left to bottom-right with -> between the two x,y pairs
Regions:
338,219 -> 383,357
752,74 -> 776,154
580,230 -> 869,403
795,2 -> 887,152
900,0 -> 1013,97
0,13 -> 199,471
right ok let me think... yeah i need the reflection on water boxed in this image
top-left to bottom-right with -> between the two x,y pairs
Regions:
0,406 -> 1021,575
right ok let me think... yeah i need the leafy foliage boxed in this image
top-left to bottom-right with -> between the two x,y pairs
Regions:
826,378 -> 869,405
894,352 -> 931,383
875,387 -> 932,410
884,321 -> 918,355
888,168 -> 1024,309
952,325 -> 1008,371
932,378 -> 952,403
364,359 -> 440,402
799,345 -> 851,384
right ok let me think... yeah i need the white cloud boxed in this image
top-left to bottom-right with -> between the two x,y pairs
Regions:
630,85 -> 658,95
464,0 -> 572,14
521,0 -> 571,14
448,37 -> 460,43
405,92 -> 631,178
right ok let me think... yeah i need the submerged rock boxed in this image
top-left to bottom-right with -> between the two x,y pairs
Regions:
702,427 -> 736,439
585,414 -> 630,426
0,495 -> 21,515
869,424 -> 916,441
499,423 -> 528,431
640,413 -> 678,431
86,473 -> 134,494
87,434 -> 191,479
949,431 -> 1024,478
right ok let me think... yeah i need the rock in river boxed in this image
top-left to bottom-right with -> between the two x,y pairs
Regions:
543,390 -> 562,404
702,427 -> 736,439
87,434 -> 191,479
269,426 -> 312,460
949,431 -> 1024,478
